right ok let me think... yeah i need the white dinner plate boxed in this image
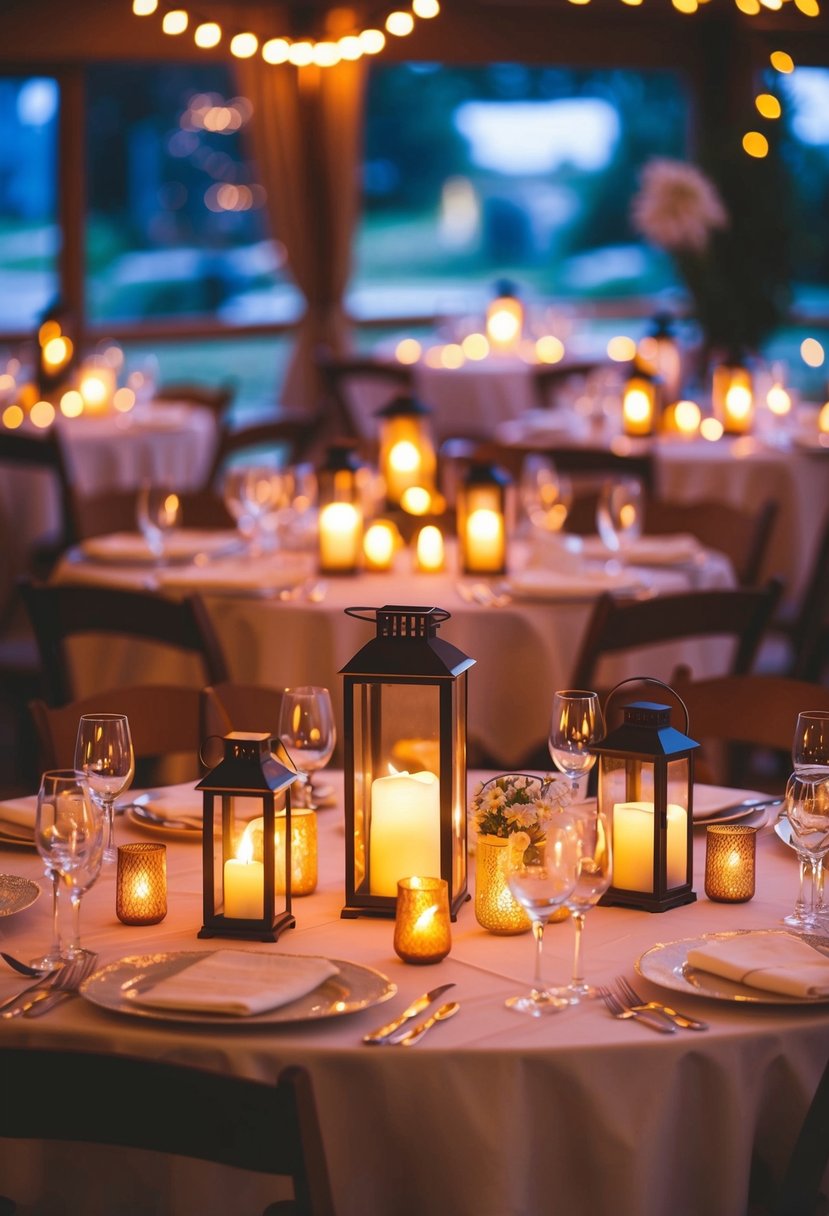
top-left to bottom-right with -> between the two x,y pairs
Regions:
127,806 -> 203,841
0,874 -> 41,917
80,951 -> 396,1026
692,786 -> 782,825
636,929 -> 829,1005
80,529 -> 242,566
504,567 -> 642,601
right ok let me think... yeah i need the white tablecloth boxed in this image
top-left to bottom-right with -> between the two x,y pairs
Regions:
52,538 -> 735,768
0,773 -> 826,1216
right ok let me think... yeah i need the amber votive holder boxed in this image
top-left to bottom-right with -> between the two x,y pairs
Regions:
704,824 -> 757,903
394,877 -> 452,964
116,842 -> 168,925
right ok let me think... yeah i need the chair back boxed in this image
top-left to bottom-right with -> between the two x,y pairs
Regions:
70,486 -> 234,540
202,681 -> 285,742
0,1049 -> 336,1216
531,360 -> 610,409
154,378 -> 237,420
207,413 -> 321,490
315,351 -> 415,442
569,578 -> 785,692
19,579 -> 230,706
791,505 -> 829,682
643,496 -> 779,586
0,428 -> 76,554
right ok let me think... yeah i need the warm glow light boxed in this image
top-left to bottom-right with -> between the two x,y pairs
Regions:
42,336 -> 72,370
113,387 -> 136,413
766,384 -> 792,416
194,22 -> 222,48
567,0 -> 592,6
395,338 -> 422,364
80,372 -> 109,407
440,343 -> 465,369
770,50 -> 795,73
755,93 -> 782,119
38,320 -> 60,345
360,29 -> 386,54
672,0 -> 699,12
132,0 -> 158,14
413,0 -> 440,15
802,337 -> 825,367
338,35 -> 364,60
743,131 -> 769,158
794,0 -> 819,15
386,11 -> 415,35
288,41 -> 315,66
230,32 -> 258,58
735,0 -> 761,12
400,486 -> 432,515
0,374 -> 14,395
462,333 -> 490,361
312,41 -> 341,66
725,385 -> 752,420
424,345 -> 445,369
607,335 -> 637,362
262,38 -> 291,64
819,402 -> 829,433
700,417 -> 725,441
363,521 -> 398,570
60,390 -> 84,418
162,10 -> 189,35
760,0 -> 783,9
487,306 -> 521,346
389,440 -> 420,475
30,399 -> 55,429
624,389 -> 651,424
674,399 -> 701,434
415,524 -> 444,572
536,335 -> 565,363
2,404 -> 23,429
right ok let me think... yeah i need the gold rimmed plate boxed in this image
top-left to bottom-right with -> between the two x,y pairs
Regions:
0,874 -> 41,917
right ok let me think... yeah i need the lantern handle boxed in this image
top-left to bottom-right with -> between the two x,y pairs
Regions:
344,606 -> 451,625
601,676 -> 690,734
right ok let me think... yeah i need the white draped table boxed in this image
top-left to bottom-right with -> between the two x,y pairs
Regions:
0,772 -> 826,1216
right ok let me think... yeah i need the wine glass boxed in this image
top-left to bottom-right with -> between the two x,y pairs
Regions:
32,770 -> 104,969
239,465 -> 290,555
520,455 -> 573,534
548,806 -> 613,1003
548,690 -> 605,799
504,816 -> 581,1016
783,772 -> 829,930
277,687 -> 337,810
74,714 -> 135,865
793,711 -> 829,781
136,483 -> 182,562
595,476 -> 644,557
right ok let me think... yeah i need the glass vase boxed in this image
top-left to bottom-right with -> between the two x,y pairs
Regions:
474,834 -> 533,935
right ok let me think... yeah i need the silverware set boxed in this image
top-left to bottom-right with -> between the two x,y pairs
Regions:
0,951 -> 99,1019
457,582 -> 512,607
598,976 -> 708,1034
363,982 -> 457,1046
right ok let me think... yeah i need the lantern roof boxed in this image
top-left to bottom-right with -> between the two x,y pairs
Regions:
589,700 -> 699,759
196,731 -> 298,793
341,605 -> 475,678
463,460 -> 512,487
375,393 -> 432,420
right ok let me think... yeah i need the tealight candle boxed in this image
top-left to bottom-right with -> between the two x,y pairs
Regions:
223,832 -> 264,919
415,524 -> 445,572
612,801 -> 687,893
622,380 -> 656,437
318,501 -> 362,574
116,843 -> 167,925
363,520 -> 398,572
465,507 -> 504,574
394,876 -> 451,964
712,365 -> 754,435
369,770 -> 441,897
705,824 -> 756,903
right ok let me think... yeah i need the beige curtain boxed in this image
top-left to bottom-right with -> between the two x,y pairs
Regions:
237,51 -> 367,413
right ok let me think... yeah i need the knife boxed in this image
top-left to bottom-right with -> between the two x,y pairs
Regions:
362,983 -> 456,1045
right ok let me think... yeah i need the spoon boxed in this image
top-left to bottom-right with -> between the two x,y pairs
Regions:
396,1001 -> 460,1047
1,953 -> 49,978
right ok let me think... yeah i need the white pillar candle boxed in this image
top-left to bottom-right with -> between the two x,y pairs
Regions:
465,508 -> 504,573
612,800 -> 687,892
622,385 -> 654,437
223,834 -> 264,919
319,501 -> 362,572
416,524 -> 445,573
363,520 -> 397,571
369,770 -> 441,897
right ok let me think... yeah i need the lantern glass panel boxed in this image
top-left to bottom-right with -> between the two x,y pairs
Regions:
208,793 -> 279,922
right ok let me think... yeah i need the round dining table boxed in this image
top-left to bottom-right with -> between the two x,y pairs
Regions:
0,771 -> 826,1216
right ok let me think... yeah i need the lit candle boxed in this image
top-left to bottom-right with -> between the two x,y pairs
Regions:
612,801 -> 687,892
486,297 -> 523,353
704,824 -> 756,903
385,439 -> 422,504
78,363 -> 116,414
819,402 -> 829,434
363,520 -> 398,572
712,365 -> 754,434
394,877 -> 451,964
622,382 -> 655,437
465,508 -> 504,574
223,832 -> 264,918
243,808 -> 318,896
318,501 -> 362,573
116,842 -> 167,925
415,524 -> 445,573
369,770 -> 441,897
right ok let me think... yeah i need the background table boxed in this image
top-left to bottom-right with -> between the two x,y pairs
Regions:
0,772 -> 826,1216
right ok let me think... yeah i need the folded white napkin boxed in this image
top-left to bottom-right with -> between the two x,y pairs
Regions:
692,785 -> 768,822
0,797 -> 36,832
505,566 -> 640,601
141,785 -> 263,824
156,560 -> 309,594
131,950 -> 339,1016
687,933 -> 829,999
580,533 -> 702,566
82,530 -> 240,565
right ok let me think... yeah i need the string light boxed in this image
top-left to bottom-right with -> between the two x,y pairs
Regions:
132,2 -> 441,67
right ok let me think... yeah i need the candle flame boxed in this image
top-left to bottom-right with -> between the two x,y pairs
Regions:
414,904 -> 439,932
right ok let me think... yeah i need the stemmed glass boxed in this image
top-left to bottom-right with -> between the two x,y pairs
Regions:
519,455 -> 573,534
31,770 -> 104,970
793,710 -> 829,781
136,484 -> 182,563
595,476 -> 644,558
277,687 -> 337,810
548,806 -> 613,1003
504,816 -> 581,1016
783,773 -> 829,930
548,690 -> 605,799
74,713 -> 135,865
240,465 -> 290,555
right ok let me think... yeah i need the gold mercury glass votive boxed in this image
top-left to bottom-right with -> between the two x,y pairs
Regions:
245,808 -> 318,896
116,842 -> 167,925
394,877 -> 452,964
704,824 -> 757,903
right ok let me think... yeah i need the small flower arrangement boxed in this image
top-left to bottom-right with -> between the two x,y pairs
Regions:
470,772 -> 573,853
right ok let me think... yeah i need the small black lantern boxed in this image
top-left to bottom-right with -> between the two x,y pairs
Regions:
591,692 -> 698,913
375,394 -> 437,512
316,442 -> 365,575
340,604 -> 475,920
197,732 -> 299,942
456,460 -> 512,576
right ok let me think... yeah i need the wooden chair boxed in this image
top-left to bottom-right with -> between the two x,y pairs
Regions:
569,578 -> 785,692
154,378 -> 237,421
18,578 -> 230,706
531,360 -> 610,409
201,681 -> 339,767
0,1049 -> 336,1216
29,683 -> 205,785
762,506 -> 829,684
69,485 -> 234,540
643,496 -> 779,587
315,350 -> 415,443
0,429 -> 76,570
671,667 -> 829,788
462,440 -> 657,495
206,413 -> 321,491
748,1051 -> 829,1216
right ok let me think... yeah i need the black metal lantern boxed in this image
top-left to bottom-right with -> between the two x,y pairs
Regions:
316,442 -> 365,575
376,394 -> 437,512
622,361 -> 661,437
340,604 -> 475,920
591,693 -> 699,912
456,460 -> 512,576
197,732 -> 299,942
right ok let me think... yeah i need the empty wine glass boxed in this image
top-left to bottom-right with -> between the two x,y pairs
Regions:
549,690 -> 605,799
520,455 -> 573,534
548,806 -> 613,1003
793,711 -> 829,781
277,687 -> 337,810
596,476 -> 644,557
505,817 -> 581,1016
75,714 -> 135,865
783,773 -> 829,930
136,484 -> 182,562
32,770 -> 104,969
222,465 -> 258,548
240,465 -> 290,555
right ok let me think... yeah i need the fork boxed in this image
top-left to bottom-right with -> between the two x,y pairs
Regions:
615,975 -> 708,1032
1,952 -> 97,1019
598,986 -> 676,1034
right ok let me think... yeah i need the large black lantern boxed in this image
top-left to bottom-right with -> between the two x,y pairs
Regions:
340,605 -> 475,920
591,694 -> 698,912
197,732 -> 299,942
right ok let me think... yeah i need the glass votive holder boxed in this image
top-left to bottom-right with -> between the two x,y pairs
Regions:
245,808 -> 318,896
116,843 -> 167,925
704,824 -> 757,903
394,877 -> 452,964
